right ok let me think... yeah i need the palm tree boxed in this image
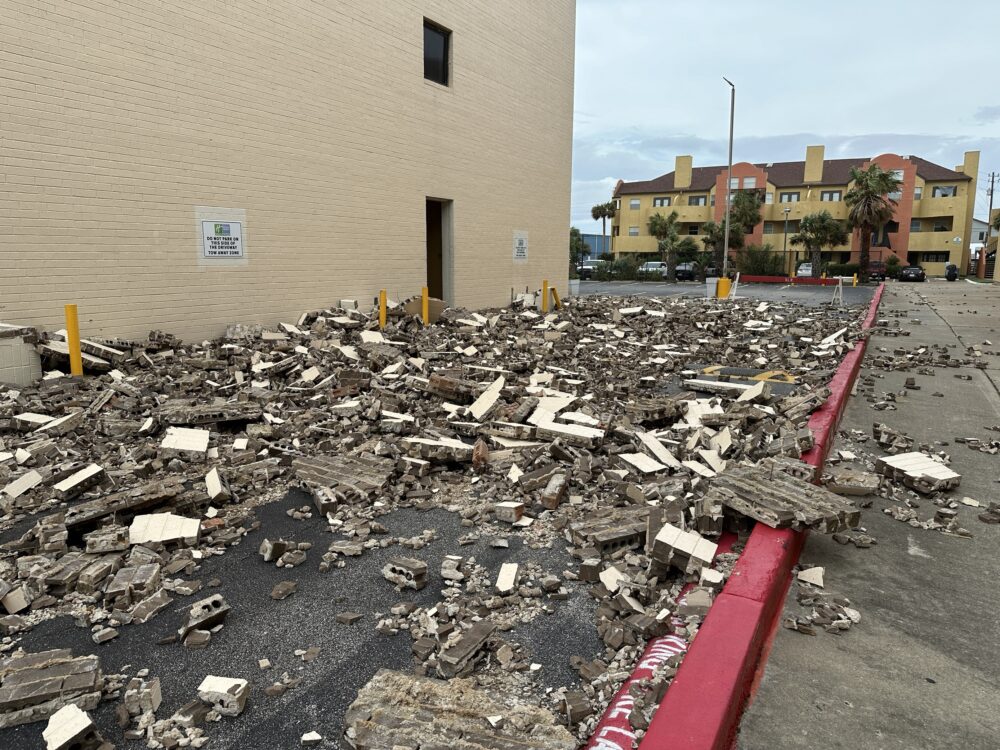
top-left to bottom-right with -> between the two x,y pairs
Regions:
845,165 -> 902,282
648,211 -> 696,282
790,211 -> 849,278
591,201 -> 617,258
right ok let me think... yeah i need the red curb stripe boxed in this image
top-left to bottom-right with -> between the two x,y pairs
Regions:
613,283 -> 886,750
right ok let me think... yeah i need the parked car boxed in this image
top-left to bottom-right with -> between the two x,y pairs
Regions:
868,261 -> 887,281
577,260 -> 605,280
638,261 -> 668,278
675,262 -> 696,281
795,262 -> 813,278
899,265 -> 927,282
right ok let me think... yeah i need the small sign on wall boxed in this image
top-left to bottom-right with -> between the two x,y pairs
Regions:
202,221 -> 244,258
513,230 -> 528,264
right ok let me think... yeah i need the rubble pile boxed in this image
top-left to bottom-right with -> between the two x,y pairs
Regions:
0,293 -> 872,745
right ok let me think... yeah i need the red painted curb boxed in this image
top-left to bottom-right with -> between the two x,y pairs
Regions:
629,283 -> 885,750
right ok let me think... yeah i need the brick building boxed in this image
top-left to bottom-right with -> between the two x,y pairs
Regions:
0,1 -> 576,339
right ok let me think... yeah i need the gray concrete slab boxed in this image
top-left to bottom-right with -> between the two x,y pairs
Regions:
738,280 -> 1000,750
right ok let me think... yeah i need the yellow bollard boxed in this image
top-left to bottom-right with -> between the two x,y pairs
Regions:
852,273 -> 858,287
541,280 -> 549,313
551,286 -> 562,309
715,277 -> 732,299
421,286 -> 430,325
64,304 -> 84,376
378,289 -> 387,330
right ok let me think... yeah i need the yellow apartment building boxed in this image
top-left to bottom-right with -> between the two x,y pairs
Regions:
612,146 -> 979,277
0,1 -> 575,339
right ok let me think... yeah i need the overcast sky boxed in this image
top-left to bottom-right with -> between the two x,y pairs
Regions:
572,0 -> 1000,235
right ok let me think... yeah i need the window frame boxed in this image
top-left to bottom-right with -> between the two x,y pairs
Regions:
423,20 -> 451,86
743,177 -> 757,189
931,185 -> 957,198
779,191 -> 800,203
921,251 -> 949,263
629,198 -> 641,210
688,195 -> 707,207
628,226 -> 640,237
652,197 -> 670,207
820,190 -> 842,202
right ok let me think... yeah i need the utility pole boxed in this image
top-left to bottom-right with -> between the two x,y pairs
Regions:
979,172 -> 995,279
722,78 -> 735,278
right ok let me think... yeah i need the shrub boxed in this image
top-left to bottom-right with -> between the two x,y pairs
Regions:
733,244 -> 784,276
826,263 -> 860,277
886,256 -> 901,279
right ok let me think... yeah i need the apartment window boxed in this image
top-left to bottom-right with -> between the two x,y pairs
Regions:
914,186 -> 923,200
765,192 -> 774,204
779,192 -> 800,203
933,221 -> 950,232
653,197 -> 670,207
932,185 -> 957,198
710,194 -> 716,207
688,224 -> 699,236
613,199 -> 620,210
688,195 -> 707,206
629,199 -> 641,210
613,225 -> 620,236
977,230 -> 986,241
763,222 -> 775,235
910,218 -> 921,232
729,177 -> 739,189
922,252 -> 949,263
628,226 -> 639,236
886,170 -> 904,201
743,177 -> 757,189
820,190 -> 842,202
423,20 -> 451,86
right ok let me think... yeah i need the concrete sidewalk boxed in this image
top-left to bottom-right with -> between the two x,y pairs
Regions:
738,280 -> 1000,749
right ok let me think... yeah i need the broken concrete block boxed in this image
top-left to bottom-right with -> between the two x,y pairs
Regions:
798,566 -> 825,588
42,704 -> 105,750
129,512 -> 200,546
874,451 -> 961,494
382,557 -> 427,590
494,501 -> 525,524
495,563 -> 518,595
651,524 -> 717,573
178,594 -> 231,640
197,675 -> 249,717
438,620 -> 497,678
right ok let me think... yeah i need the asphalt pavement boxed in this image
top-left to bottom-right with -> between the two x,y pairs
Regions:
1,491 -> 602,749
738,279 -> 1000,750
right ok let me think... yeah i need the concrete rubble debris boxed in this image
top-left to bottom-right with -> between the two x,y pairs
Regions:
382,557 -> 428,590
0,293 -> 880,746
42,704 -> 109,750
344,669 -> 575,749
197,675 -> 249,717
874,451 -> 962,494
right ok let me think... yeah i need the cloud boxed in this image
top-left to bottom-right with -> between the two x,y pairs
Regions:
973,105 -> 1000,124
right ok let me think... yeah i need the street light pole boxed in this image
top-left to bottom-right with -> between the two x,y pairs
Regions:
722,77 -> 735,278
783,206 -> 791,272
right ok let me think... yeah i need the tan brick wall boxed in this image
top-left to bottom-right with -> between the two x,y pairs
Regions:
0,0 -> 575,340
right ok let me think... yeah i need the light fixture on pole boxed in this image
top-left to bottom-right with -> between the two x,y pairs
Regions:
783,206 -> 791,270
722,77 -> 735,278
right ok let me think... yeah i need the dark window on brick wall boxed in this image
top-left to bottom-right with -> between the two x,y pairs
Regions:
424,20 -> 450,86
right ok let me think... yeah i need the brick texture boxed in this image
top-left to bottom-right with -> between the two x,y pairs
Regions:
0,1 -> 576,340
